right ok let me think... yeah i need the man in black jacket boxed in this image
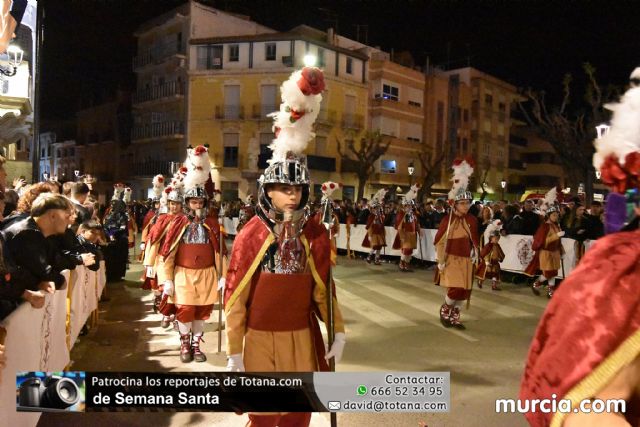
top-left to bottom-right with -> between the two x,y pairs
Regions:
520,200 -> 541,235
1,194 -> 74,317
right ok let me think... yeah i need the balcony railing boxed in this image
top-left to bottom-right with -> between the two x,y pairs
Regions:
307,155 -> 336,172
131,121 -> 184,141
215,105 -> 245,120
130,160 -> 174,176
341,113 -> 364,130
133,81 -> 184,104
133,40 -> 186,69
251,104 -> 278,119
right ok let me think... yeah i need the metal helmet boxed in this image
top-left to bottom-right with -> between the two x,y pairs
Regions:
257,154 -> 311,226
454,190 -> 473,202
184,186 -> 207,201
167,188 -> 184,204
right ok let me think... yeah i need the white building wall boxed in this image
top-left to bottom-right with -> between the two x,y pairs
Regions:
190,2 -> 275,39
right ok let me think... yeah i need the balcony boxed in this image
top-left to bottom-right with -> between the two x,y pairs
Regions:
307,155 -> 336,172
131,121 -> 184,142
341,113 -> 364,130
130,160 -> 174,177
250,104 -> 278,120
509,159 -> 526,170
132,40 -> 186,70
215,105 -> 245,120
133,81 -> 184,104
509,134 -> 528,147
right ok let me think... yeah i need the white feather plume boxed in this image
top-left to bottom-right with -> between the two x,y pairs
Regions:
152,174 -> 165,198
123,187 -> 132,204
594,67 -> 640,170
404,184 -> 421,203
183,146 -> 211,191
448,160 -> 474,200
483,219 -> 503,243
268,69 -> 323,163
371,188 -> 388,205
538,187 -> 557,215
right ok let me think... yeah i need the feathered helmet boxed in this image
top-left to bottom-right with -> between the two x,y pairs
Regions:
112,183 -> 125,202
151,174 -> 165,202
484,219 -> 503,242
165,167 -> 186,205
370,188 -> 388,208
402,184 -> 421,206
448,157 -> 475,204
183,146 -> 211,201
537,187 -> 559,216
257,66 -> 325,223
593,67 -> 640,233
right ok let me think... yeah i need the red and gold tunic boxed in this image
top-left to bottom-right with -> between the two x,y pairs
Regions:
524,221 -> 563,278
520,229 -> 640,427
362,209 -> 386,249
433,213 -> 479,289
141,213 -> 173,289
475,242 -> 505,280
392,209 -> 419,251
161,215 -> 227,322
224,215 -> 345,372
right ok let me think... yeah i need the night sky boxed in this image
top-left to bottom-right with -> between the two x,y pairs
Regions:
39,0 -> 640,123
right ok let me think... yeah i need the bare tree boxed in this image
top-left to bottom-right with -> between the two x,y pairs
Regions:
518,63 -> 619,205
475,158 -> 492,201
337,130 -> 391,201
417,146 -> 445,201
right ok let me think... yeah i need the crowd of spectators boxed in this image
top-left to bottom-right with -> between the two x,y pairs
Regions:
0,156 -> 107,321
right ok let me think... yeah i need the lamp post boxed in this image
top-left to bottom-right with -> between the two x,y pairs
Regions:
74,170 -> 81,181
595,123 -> 610,138
0,44 -> 24,77
595,170 -> 601,180
500,179 -> 507,200
408,161 -> 415,187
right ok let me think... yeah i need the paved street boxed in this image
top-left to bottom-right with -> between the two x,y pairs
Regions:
38,250 -> 547,427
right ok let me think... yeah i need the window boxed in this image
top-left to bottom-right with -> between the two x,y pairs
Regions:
382,83 -> 399,101
346,57 -> 353,74
380,159 -> 397,174
223,133 -> 239,167
462,138 -> 468,152
485,94 -> 493,106
265,43 -> 276,61
196,45 -> 223,69
408,100 -> 421,107
463,109 -> 469,122
317,48 -> 325,67
497,148 -> 504,158
229,44 -> 239,62
498,102 -> 506,112
483,143 -> 491,155
342,185 -> 355,202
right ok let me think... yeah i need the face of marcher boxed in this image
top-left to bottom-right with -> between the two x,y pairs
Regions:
454,200 -> 471,216
169,201 -> 182,215
267,184 -> 303,213
549,211 -> 559,223
188,199 -> 204,210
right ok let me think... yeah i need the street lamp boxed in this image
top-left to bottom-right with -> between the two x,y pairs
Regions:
500,179 -> 507,200
303,54 -> 317,67
0,44 -> 24,77
408,161 -> 415,186
595,170 -> 602,180
74,170 -> 81,181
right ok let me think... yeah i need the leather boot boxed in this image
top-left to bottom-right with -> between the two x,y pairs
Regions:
160,316 -> 171,328
439,303 -> 453,328
491,281 -> 501,291
374,255 -> 382,265
153,294 -> 162,313
547,285 -> 555,299
449,306 -> 465,330
366,253 -> 373,264
180,333 -> 193,363
531,280 -> 543,296
192,334 -> 207,362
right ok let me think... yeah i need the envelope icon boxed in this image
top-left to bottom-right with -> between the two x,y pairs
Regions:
328,401 -> 341,411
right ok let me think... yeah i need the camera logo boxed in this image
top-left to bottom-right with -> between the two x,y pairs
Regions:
18,372 -> 83,411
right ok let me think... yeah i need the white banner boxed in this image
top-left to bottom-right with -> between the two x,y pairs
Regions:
0,263 -> 106,427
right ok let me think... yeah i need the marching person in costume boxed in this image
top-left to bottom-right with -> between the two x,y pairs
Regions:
123,187 -> 138,255
236,194 -> 256,233
143,171 -> 185,321
224,66 -> 346,427
520,67 -> 640,427
524,187 -> 564,298
433,158 -> 479,330
475,220 -> 505,291
362,188 -> 387,265
393,184 -> 421,272
318,181 -> 341,266
140,174 -> 165,261
161,146 -> 227,363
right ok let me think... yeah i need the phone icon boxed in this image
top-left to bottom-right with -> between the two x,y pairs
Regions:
357,385 -> 367,396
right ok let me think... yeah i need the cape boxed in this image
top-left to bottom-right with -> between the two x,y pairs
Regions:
519,229 -> 640,427
433,213 -> 479,248
145,213 -> 172,245
159,214 -> 226,258
524,222 -> 561,276
392,210 -> 418,250
141,209 -> 156,232
224,215 -> 334,371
